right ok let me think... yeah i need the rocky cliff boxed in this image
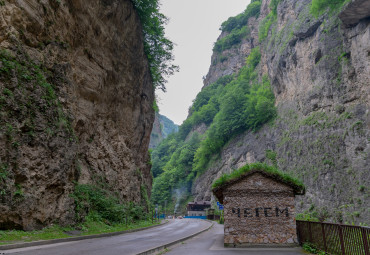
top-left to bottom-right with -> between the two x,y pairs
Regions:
152,0 -> 369,225
0,0 -> 154,230
193,0 -> 369,225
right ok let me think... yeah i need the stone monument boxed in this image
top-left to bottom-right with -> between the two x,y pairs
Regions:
212,164 -> 305,247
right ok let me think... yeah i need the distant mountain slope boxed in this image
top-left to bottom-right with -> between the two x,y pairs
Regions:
149,113 -> 179,149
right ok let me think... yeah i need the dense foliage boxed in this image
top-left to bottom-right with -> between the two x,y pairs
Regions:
220,1 -> 262,32
214,1 -> 261,53
72,184 -> 149,224
151,133 -> 201,204
151,46 -> 276,206
192,47 -> 276,175
214,27 -> 251,53
310,0 -> 348,17
212,162 -> 305,191
131,0 -> 178,91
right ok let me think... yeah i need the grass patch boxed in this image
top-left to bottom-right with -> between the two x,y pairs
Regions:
212,162 -> 305,192
0,218 -> 159,246
0,183 -> 160,245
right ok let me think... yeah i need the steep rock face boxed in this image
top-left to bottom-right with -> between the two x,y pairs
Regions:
193,0 -> 369,225
339,0 -> 370,26
0,0 -> 154,230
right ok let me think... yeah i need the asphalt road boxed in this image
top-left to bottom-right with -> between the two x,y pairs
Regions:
164,222 -> 308,255
2,219 -> 212,255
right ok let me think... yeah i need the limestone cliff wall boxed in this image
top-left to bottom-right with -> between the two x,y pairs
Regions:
193,0 -> 369,225
0,0 -> 154,230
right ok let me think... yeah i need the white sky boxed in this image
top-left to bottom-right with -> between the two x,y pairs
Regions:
157,0 -> 251,125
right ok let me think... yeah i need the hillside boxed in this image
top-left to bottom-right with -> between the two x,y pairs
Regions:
149,113 -> 179,149
151,0 -> 369,225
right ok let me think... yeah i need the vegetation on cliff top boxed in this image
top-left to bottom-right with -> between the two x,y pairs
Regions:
220,0 -> 261,32
131,0 -> 178,92
258,0 -> 349,42
192,47 -> 276,175
214,1 -> 261,52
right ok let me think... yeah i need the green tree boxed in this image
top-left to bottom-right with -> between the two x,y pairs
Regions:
131,0 -> 179,91
151,133 -> 201,205
192,47 -> 275,175
220,1 -> 261,32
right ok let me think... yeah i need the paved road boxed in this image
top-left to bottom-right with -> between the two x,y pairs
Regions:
165,222 -> 308,255
2,219 -> 212,255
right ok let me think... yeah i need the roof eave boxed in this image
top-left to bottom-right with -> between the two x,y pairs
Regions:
212,169 -> 305,203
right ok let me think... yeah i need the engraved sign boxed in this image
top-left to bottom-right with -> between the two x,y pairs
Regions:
231,207 -> 289,218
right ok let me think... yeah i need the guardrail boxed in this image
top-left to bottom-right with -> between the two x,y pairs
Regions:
296,220 -> 370,255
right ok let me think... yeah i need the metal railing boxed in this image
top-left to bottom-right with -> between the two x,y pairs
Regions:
297,220 -> 370,255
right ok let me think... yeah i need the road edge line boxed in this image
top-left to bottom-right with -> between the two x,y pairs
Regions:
136,220 -> 215,255
0,220 -> 169,251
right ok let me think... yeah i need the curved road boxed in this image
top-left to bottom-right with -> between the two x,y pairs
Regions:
3,219 -> 212,255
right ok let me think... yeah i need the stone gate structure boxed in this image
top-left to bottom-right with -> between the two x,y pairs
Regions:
213,167 -> 305,247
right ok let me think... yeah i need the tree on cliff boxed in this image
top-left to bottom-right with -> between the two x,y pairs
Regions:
131,0 -> 179,92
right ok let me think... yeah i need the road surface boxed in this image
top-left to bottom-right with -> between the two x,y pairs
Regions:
165,222 -> 307,255
2,219 -> 211,255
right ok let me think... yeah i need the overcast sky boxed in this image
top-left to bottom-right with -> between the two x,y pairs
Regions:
157,0 -> 251,125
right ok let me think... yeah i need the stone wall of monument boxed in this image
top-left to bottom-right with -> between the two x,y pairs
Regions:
223,173 -> 297,247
